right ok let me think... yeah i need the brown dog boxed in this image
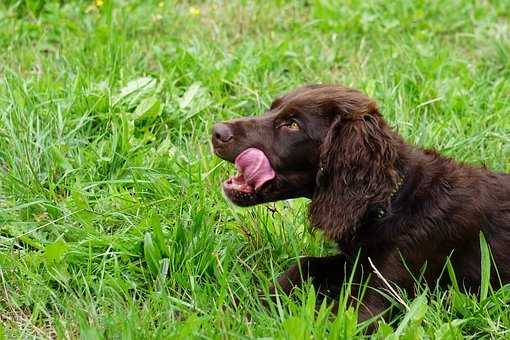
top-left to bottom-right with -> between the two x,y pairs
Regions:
212,84 -> 510,325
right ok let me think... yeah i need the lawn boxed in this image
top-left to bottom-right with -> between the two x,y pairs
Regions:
0,0 -> 509,338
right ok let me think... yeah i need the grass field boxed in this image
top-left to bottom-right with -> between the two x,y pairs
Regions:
1,0 -> 509,338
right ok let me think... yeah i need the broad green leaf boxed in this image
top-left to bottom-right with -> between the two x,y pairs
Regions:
132,96 -> 162,120
402,324 -> 425,340
44,239 -> 69,264
374,322 -> 394,339
395,293 -> 428,336
282,316 -> 307,339
113,77 -> 156,106
434,319 -> 466,339
178,82 -> 202,109
47,262 -> 71,284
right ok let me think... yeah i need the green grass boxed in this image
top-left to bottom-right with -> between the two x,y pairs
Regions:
0,0 -> 509,338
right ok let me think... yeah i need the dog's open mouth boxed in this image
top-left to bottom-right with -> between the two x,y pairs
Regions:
223,148 -> 276,199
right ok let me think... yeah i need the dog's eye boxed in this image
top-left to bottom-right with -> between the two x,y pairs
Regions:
289,121 -> 300,130
281,120 -> 300,131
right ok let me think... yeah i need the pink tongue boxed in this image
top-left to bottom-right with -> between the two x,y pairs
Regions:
235,148 -> 276,190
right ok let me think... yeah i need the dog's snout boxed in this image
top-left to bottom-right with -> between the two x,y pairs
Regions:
212,123 -> 234,144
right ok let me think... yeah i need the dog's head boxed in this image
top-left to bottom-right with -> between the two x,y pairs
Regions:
212,85 -> 401,239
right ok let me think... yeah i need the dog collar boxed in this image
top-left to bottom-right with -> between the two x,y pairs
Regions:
376,174 -> 405,219
316,166 -> 326,187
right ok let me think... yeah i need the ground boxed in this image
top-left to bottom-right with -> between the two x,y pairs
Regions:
0,0 -> 509,338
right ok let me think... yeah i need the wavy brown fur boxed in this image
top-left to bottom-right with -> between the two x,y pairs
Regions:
310,100 -> 402,243
212,84 -> 510,331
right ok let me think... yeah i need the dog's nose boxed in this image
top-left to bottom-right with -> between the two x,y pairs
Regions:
212,123 -> 234,144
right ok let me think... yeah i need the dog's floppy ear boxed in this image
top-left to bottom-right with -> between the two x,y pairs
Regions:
310,102 -> 400,242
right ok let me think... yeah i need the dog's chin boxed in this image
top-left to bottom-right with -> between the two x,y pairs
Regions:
222,176 -> 310,206
222,179 -> 277,206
